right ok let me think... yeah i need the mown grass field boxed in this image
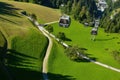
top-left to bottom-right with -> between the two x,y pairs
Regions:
0,0 -> 61,23
48,40 -> 120,80
50,18 -> 120,69
0,1 -> 48,80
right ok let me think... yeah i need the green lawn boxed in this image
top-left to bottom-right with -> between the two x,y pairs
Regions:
50,18 -> 120,69
0,1 -> 48,80
48,40 -> 120,80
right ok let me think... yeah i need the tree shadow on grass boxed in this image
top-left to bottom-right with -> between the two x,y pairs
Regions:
74,53 -> 98,63
85,53 -> 98,61
0,46 -> 7,61
48,72 -> 76,80
6,49 -> 38,67
0,63 -> 10,80
95,37 -> 115,41
7,49 -> 37,59
0,2 -> 21,17
4,49 -> 76,80
0,31 -> 7,61
0,16 -> 18,24
0,2 -> 22,25
65,37 -> 72,41
4,49 -> 42,80
73,58 -> 90,62
5,66 -> 76,80
6,66 -> 43,80
73,57 -> 97,63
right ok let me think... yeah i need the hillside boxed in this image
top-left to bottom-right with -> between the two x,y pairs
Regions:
0,1 -> 48,80
0,0 -> 61,23
0,0 -> 120,80
12,0 -> 97,24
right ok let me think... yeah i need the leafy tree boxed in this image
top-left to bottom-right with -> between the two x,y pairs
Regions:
73,0 -> 81,20
46,25 -> 53,33
78,6 -> 87,22
60,4 -> 66,14
30,13 -> 37,22
101,11 -> 120,33
100,0 -> 120,33
56,32 -> 66,41
65,1 -> 72,14
21,11 -> 27,15
111,50 -> 120,63
65,46 -> 86,61
71,0 -> 77,15
114,0 -> 120,9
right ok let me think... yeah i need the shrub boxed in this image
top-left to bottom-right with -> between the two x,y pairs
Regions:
46,25 -> 53,33
64,46 -> 86,61
111,50 -> 120,63
56,32 -> 66,41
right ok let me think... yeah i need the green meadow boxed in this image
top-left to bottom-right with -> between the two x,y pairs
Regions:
50,18 -> 120,69
48,40 -> 120,80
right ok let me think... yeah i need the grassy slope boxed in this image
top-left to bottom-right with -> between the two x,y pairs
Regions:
7,28 -> 48,80
48,41 -> 120,80
0,0 -> 60,23
0,1 -> 48,80
51,19 -> 120,69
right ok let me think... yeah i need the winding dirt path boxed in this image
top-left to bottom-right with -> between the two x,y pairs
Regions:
45,21 -> 59,25
41,28 -> 53,80
33,20 -> 53,80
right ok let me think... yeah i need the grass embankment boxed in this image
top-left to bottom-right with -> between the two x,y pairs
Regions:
51,19 -> 120,69
7,28 -> 48,80
48,40 -> 120,80
0,0 -> 61,23
0,1 -> 48,80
